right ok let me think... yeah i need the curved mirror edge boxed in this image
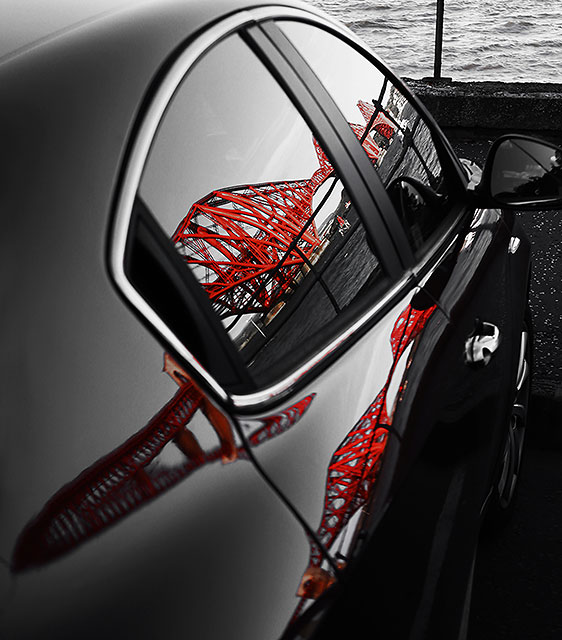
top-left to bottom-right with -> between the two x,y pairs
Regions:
486,136 -> 562,208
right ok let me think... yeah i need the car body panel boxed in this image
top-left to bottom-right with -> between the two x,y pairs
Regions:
0,3 -> 325,638
0,1 -> 534,638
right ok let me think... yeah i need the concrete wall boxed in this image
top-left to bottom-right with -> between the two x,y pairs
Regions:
407,79 -> 562,135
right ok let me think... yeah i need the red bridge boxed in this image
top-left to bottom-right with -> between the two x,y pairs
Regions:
172,100 -> 396,319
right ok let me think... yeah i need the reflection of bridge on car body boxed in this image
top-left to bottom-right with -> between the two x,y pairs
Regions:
12,367 -> 315,572
12,93 -> 434,602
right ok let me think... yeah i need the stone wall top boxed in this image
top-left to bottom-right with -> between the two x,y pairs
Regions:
406,79 -> 562,132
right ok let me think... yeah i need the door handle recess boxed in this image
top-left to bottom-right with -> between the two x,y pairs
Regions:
464,320 -> 500,367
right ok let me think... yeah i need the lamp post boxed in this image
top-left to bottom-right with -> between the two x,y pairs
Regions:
433,0 -> 445,80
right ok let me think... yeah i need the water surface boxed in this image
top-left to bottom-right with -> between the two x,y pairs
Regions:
310,0 -> 562,82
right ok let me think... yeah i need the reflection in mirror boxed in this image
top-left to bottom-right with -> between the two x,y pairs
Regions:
490,138 -> 562,205
139,33 -> 388,387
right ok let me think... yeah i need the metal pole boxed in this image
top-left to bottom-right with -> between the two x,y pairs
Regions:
434,0 -> 445,80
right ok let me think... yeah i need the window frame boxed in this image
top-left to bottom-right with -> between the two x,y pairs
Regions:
243,21 -> 408,277
108,6 -> 454,414
261,15 -> 474,270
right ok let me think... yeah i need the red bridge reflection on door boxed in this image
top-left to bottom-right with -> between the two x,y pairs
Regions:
296,301 -> 436,603
13,303 -> 434,634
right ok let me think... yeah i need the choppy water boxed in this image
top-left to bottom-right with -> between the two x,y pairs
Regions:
309,0 -> 562,83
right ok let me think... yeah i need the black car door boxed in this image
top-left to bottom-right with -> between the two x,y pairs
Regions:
268,17 -> 530,638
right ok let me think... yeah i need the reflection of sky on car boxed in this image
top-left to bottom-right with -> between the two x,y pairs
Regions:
312,177 -> 346,230
279,21 -> 386,122
140,34 -> 319,237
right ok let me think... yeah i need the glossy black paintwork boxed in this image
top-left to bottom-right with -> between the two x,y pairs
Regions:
298,208 -> 531,638
0,2 -> 534,639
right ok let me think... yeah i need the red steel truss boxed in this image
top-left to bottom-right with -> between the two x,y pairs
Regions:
172,180 -> 322,318
356,99 -> 397,142
172,101 -> 395,319
12,363 -> 315,572
298,302 -> 435,600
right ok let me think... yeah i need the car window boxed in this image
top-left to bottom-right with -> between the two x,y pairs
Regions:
278,21 -> 456,258
137,33 -> 389,387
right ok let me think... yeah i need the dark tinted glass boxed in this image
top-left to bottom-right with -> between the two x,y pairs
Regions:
491,138 -> 562,205
279,22 -> 453,257
137,34 -> 387,386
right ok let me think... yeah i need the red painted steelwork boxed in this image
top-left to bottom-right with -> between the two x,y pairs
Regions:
12,374 -> 315,572
172,104 -> 395,318
11,382 -> 200,571
298,302 -> 436,597
172,180 -> 322,318
356,99 -> 397,141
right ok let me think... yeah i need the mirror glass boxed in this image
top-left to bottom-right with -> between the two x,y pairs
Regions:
490,138 -> 562,205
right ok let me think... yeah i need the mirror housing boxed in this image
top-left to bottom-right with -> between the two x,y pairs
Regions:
477,134 -> 562,210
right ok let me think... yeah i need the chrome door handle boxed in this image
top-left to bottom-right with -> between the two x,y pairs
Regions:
464,320 -> 501,367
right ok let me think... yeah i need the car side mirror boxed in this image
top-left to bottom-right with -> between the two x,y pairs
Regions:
478,135 -> 562,209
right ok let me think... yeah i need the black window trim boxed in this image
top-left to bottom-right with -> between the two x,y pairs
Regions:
254,19 -> 414,273
242,22 -> 404,280
253,12 -> 472,273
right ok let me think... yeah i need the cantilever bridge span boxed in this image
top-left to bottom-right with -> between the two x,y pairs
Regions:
171,100 -> 396,320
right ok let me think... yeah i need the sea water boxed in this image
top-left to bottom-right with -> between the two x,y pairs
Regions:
309,0 -> 562,82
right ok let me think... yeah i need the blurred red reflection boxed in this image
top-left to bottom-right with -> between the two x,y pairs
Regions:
12,357 -> 314,572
